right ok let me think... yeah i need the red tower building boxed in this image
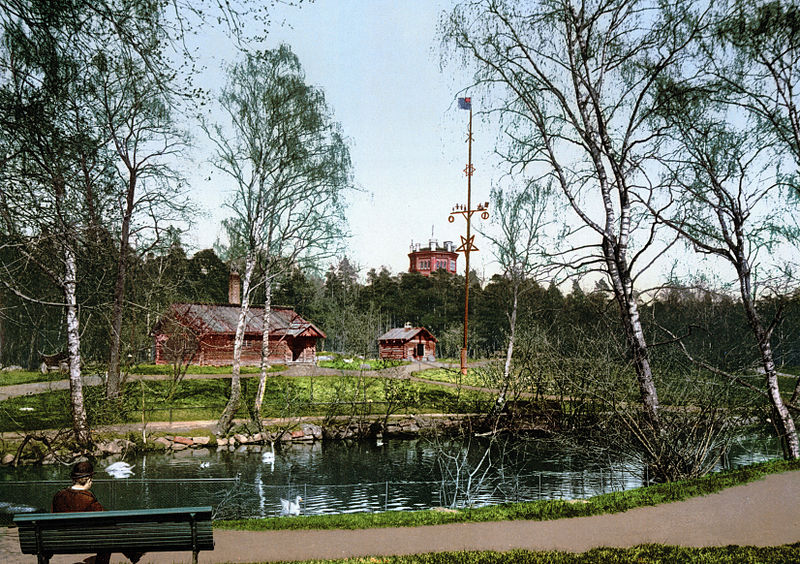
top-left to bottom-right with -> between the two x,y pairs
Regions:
408,239 -> 458,276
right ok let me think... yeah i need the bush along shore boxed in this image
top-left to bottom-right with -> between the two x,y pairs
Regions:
0,412 -> 551,467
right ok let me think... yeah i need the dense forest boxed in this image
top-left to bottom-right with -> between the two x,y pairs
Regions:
4,242 -> 799,378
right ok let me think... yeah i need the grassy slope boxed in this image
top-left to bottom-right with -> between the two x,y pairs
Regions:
258,544 -> 800,564
216,459 -> 800,531
0,374 -> 494,432
0,370 -> 66,387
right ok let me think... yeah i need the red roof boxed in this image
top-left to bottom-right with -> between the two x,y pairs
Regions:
157,304 -> 326,339
378,326 -> 437,343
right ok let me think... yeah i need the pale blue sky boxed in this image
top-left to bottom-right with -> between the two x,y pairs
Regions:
185,0 -> 501,277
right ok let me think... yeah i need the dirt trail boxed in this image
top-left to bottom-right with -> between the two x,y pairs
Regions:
1,470 -> 798,563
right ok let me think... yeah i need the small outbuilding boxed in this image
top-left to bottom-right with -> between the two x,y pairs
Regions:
378,323 -> 437,361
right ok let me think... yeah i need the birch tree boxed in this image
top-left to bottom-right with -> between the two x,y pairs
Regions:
0,3 -> 117,446
712,1 -> 800,171
648,91 -> 800,458
208,46 -> 352,435
480,183 -> 553,412
90,38 -> 189,400
442,0 -> 704,433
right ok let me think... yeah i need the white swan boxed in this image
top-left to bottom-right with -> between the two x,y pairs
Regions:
280,495 -> 302,516
262,442 -> 275,464
105,461 -> 134,479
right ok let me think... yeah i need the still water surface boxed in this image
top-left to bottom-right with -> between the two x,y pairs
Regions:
0,433 -> 781,521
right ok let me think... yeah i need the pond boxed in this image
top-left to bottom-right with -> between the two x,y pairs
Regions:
0,432 -> 782,522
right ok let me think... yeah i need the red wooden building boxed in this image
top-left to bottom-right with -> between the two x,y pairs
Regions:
378,324 -> 437,361
153,303 -> 325,366
408,239 -> 458,276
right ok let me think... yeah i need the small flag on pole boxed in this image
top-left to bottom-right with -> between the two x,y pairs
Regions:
458,97 -> 472,110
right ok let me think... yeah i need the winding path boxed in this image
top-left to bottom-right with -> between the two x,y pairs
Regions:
1,470 -> 798,563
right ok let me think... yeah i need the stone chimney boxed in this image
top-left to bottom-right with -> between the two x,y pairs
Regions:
228,271 -> 241,305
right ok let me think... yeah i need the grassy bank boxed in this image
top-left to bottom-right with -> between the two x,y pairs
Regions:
0,374 -> 495,433
251,544 -> 800,564
216,459 -> 800,531
413,368 -> 488,388
0,370 -> 67,387
317,356 -> 408,371
126,364 -> 285,375
0,364 -> 285,387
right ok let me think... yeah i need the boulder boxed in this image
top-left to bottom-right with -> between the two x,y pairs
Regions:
172,443 -> 188,451
153,437 -> 172,449
302,424 -> 323,441
172,436 -> 194,446
99,441 -> 123,455
216,437 -> 229,447
233,433 -> 250,445
2,453 -> 15,465
192,436 -> 210,446
400,420 -> 420,433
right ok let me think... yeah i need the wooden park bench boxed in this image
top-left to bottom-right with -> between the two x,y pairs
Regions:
14,506 -> 214,564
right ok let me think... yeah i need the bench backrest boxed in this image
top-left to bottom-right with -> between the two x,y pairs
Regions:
14,507 -> 213,555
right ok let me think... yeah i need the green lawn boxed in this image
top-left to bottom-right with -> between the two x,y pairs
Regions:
0,370 -> 66,387
0,374 -> 495,432
127,363 -> 285,375
318,357 -> 409,371
250,544 -> 800,564
412,367 -> 492,388
0,363 -> 286,387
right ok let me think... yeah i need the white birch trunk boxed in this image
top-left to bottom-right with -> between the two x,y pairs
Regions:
495,285 -> 518,413
215,253 -> 256,435
64,243 -> 90,446
738,262 -> 799,459
253,275 -> 272,425
605,244 -> 660,428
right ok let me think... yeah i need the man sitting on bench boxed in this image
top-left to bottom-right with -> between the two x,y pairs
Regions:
52,461 -> 143,564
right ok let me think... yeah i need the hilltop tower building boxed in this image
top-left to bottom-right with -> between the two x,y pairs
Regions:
408,239 -> 458,276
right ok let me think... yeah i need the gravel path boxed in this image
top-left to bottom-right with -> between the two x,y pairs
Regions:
2,470 -> 798,563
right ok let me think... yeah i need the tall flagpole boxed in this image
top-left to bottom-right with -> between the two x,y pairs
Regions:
449,97 -> 489,376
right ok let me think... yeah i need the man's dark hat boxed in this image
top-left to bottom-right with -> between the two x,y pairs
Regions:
70,461 -> 95,479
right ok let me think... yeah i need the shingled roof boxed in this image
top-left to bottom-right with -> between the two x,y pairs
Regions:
378,326 -> 437,343
159,303 -> 326,338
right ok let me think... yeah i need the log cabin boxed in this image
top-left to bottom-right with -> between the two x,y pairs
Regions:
152,273 -> 325,366
378,323 -> 437,361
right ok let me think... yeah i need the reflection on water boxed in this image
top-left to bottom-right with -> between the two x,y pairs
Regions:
0,433 -> 782,521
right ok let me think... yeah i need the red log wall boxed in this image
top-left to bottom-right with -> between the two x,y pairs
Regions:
154,332 -> 317,366
379,336 -> 436,361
